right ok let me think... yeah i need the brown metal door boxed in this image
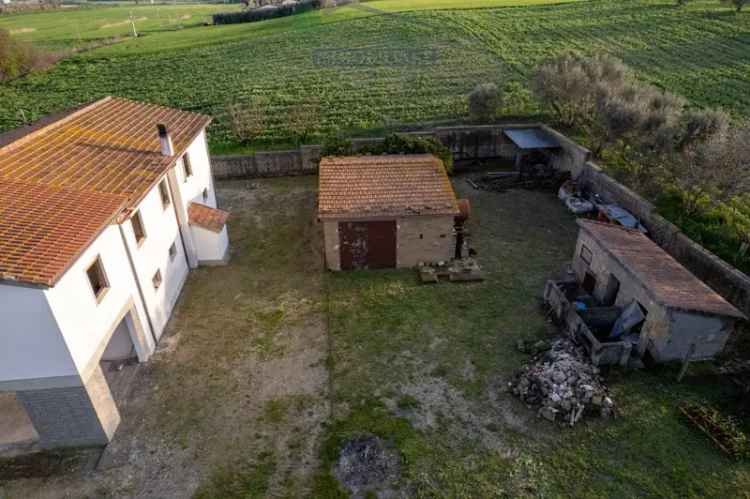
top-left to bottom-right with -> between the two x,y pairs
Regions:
339,221 -> 396,270
366,221 -> 397,269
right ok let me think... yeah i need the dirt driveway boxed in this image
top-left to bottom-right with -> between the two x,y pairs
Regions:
0,177 -> 330,498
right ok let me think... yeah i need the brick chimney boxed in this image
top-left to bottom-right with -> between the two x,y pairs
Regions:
157,124 -> 174,156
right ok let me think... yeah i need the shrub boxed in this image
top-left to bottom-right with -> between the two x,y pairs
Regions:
321,133 -> 454,174
0,29 -> 55,82
213,0 -> 322,25
468,83 -> 502,123
379,134 -> 454,174
321,135 -> 354,156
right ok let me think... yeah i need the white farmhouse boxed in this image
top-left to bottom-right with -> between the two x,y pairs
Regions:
0,97 -> 230,449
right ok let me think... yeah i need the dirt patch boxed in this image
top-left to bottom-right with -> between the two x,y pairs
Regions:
100,17 -> 147,29
333,435 -> 401,498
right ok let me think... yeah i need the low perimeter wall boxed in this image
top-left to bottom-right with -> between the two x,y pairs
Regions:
210,123 -> 590,180
211,145 -> 321,179
210,124 -> 750,318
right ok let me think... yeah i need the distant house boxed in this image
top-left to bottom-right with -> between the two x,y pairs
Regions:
569,219 -> 745,363
0,97 -> 229,449
318,154 -> 459,271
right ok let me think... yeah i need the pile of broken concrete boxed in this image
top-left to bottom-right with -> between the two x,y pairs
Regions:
509,338 -> 615,426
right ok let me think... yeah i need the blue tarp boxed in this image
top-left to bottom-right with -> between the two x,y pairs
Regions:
504,128 -> 561,150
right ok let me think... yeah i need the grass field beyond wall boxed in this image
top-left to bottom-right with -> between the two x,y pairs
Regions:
1,0 -> 749,151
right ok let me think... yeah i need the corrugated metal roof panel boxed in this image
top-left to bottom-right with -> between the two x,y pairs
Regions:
504,127 -> 560,150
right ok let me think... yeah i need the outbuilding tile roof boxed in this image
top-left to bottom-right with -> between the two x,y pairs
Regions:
188,202 -> 230,233
0,96 -> 212,286
318,154 -> 459,219
578,219 -> 746,319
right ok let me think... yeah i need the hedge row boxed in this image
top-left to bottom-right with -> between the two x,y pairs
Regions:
213,0 -> 322,25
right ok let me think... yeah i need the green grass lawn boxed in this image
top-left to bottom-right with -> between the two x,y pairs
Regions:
1,0 -> 749,152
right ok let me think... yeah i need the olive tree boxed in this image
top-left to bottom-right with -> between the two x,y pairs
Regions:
468,83 -> 502,123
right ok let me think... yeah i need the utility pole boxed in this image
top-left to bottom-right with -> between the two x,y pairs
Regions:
129,11 -> 138,38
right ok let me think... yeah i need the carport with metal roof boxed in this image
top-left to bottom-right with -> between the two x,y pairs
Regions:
503,127 -> 561,172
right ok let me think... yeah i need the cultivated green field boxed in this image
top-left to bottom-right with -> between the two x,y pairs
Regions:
1,0 -> 749,151
0,3 -> 238,50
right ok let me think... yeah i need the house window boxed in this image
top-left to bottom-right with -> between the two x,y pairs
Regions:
183,153 -> 193,181
580,244 -> 593,265
131,211 -> 146,246
86,257 -> 109,302
152,269 -> 162,290
158,180 -> 170,209
169,242 -> 177,261
202,187 -> 209,201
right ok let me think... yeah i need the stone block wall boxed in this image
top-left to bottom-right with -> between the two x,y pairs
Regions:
397,215 -> 455,268
16,366 -> 119,449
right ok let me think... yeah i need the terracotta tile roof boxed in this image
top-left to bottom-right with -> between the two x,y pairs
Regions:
188,202 -> 230,233
318,154 -> 459,219
0,96 -> 212,286
0,181 -> 126,286
0,96 -> 211,207
579,220 -> 746,320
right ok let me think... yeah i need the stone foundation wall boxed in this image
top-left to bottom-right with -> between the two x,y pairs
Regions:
16,366 -> 119,449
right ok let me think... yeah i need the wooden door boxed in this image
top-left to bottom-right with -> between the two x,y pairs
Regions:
339,221 -> 396,270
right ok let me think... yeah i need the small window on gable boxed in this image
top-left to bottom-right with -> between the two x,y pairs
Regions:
86,257 -> 109,303
158,180 -> 170,209
131,211 -> 146,246
202,187 -> 209,201
152,269 -> 162,290
169,242 -> 177,261
183,153 -> 193,182
580,244 -> 593,265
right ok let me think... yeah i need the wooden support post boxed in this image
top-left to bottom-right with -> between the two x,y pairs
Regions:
677,343 -> 697,382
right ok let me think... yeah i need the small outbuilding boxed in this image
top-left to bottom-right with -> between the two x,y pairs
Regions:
319,154 -> 459,271
567,219 -> 746,363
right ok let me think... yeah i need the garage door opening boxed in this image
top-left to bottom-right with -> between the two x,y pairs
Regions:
339,221 -> 397,270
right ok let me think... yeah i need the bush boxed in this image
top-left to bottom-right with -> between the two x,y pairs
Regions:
213,0 -> 321,25
320,133 -> 454,174
468,83 -> 502,123
0,29 -> 55,82
379,134 -> 454,174
321,135 -> 354,156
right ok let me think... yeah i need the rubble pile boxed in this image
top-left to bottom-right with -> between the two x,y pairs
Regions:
509,339 -> 615,426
